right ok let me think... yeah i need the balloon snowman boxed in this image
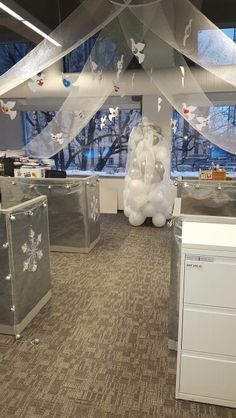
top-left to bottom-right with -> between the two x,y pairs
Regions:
124,117 -> 174,227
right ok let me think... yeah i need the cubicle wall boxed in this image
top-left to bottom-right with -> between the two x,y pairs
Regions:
0,196 -> 51,335
1,176 -> 100,253
177,180 -> 236,217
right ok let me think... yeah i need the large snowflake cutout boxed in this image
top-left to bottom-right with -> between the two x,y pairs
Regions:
90,195 -> 99,222
21,228 -> 43,272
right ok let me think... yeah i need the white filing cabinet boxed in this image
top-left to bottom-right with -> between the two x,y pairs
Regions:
176,220 -> 236,408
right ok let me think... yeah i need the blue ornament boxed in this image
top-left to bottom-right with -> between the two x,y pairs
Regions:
63,78 -> 71,88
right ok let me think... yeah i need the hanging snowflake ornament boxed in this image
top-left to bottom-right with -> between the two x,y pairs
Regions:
182,103 -> 197,121
109,107 -> 119,121
196,115 -> 210,131
112,81 -> 125,97
90,195 -> 99,222
131,72 -> 135,88
90,57 -> 98,79
100,115 -> 107,130
117,54 -> 124,81
150,67 -> 153,83
22,228 -> 43,272
74,110 -> 84,119
89,57 -> 103,82
157,97 -> 162,113
170,118 -> 177,134
180,66 -> 185,88
0,100 -> 17,120
130,38 -> 145,64
113,82 -> 120,93
51,132 -> 64,145
183,18 -> 193,47
28,72 -> 45,92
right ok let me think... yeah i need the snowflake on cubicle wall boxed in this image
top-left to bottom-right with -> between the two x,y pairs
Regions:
90,195 -> 99,222
21,228 -> 43,272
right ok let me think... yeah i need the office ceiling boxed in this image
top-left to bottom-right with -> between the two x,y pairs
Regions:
0,0 -> 235,43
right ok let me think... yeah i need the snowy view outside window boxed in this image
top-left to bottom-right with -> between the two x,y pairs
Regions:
0,41 -> 34,75
23,108 -> 141,175
198,28 -> 236,65
171,108 -> 236,178
172,27 -> 236,178
22,34 -> 142,175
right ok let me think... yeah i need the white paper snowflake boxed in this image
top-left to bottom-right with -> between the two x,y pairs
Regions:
21,228 -> 43,272
90,195 -> 99,222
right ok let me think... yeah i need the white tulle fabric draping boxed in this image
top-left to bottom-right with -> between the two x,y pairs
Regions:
0,0 -> 131,96
123,122 -> 175,227
116,5 -> 236,154
24,11 -> 135,157
1,0 -> 236,156
130,0 -> 236,88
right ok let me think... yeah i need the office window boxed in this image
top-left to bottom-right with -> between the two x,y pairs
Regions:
171,108 -> 236,177
23,107 -> 141,174
0,41 -> 34,75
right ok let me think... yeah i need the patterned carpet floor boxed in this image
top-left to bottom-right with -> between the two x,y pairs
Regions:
0,214 -> 235,418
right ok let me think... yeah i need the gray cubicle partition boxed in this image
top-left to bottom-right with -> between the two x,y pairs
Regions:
0,176 -> 100,253
0,196 -> 51,335
168,180 -> 236,350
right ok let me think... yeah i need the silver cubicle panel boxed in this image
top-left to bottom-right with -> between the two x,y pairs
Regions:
0,176 -> 100,253
0,196 -> 51,335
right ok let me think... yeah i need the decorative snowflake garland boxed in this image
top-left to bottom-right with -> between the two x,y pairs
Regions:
22,228 -> 43,272
90,195 -> 99,222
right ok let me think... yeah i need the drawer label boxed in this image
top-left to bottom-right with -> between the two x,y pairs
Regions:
185,262 -> 203,270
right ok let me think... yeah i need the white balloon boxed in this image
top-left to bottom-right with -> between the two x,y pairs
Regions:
159,198 -> 169,210
164,204 -> 173,219
142,202 -> 156,217
132,157 -> 139,169
129,211 -> 146,226
130,168 -> 141,180
129,179 -> 147,195
129,193 -> 148,210
156,145 -> 169,161
125,175 -> 131,185
165,210 -> 172,220
149,190 -> 164,206
152,213 -> 166,227
124,206 -> 131,218
123,188 -> 130,201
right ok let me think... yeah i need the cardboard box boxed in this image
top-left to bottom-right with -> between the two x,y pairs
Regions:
199,169 -> 226,181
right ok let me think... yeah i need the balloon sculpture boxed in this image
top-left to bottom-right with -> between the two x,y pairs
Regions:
123,117 -> 174,227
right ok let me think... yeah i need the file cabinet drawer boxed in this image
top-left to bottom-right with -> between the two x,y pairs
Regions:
184,257 -> 236,308
179,354 -> 236,402
182,307 -> 236,357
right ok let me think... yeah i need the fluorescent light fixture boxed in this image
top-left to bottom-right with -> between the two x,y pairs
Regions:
0,2 -> 61,47
23,20 -> 61,47
0,1 -> 23,20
